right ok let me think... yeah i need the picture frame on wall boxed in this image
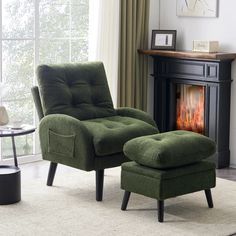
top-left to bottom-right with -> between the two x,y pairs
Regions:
177,0 -> 218,18
151,30 -> 177,50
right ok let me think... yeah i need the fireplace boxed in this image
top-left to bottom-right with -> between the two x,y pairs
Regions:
139,50 -> 236,168
168,80 -> 209,137
176,84 -> 205,134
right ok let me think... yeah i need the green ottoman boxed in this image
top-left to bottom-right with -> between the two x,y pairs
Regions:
121,131 -> 216,222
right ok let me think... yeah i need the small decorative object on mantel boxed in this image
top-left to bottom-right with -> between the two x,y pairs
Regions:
177,0 -> 218,18
151,30 -> 177,51
193,40 -> 219,53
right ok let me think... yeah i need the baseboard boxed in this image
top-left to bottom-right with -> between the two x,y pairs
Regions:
229,164 -> 236,169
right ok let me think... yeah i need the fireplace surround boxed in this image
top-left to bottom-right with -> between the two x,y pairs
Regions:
139,50 -> 236,168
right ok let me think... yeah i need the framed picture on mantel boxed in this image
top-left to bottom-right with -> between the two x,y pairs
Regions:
151,30 -> 177,50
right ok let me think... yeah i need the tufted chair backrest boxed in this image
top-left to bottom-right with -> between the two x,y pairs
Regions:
36,62 -> 116,120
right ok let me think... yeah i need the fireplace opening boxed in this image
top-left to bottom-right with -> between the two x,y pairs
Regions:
176,84 -> 205,134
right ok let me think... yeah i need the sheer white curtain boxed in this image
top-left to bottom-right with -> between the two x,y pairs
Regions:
89,0 -> 120,107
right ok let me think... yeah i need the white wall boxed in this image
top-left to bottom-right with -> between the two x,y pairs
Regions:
153,0 -> 236,166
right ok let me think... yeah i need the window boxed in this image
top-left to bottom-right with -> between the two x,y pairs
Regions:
0,0 -> 89,161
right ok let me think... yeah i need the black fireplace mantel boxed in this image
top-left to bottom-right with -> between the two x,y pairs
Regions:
139,49 -> 236,168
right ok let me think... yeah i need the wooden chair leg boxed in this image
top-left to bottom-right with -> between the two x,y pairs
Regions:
121,191 -> 131,210
96,169 -> 104,201
158,200 -> 164,222
205,189 -> 214,208
47,162 -> 58,186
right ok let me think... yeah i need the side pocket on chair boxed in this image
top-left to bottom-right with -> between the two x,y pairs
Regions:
48,129 -> 76,158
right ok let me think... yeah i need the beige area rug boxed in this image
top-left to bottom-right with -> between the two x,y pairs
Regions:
0,167 -> 236,236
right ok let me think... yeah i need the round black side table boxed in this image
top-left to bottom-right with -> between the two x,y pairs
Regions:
0,125 -> 36,205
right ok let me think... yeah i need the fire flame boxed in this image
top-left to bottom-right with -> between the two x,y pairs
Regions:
176,85 -> 205,134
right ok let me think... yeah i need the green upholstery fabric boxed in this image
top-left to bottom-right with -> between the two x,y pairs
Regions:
31,86 -> 44,120
94,152 -> 130,170
121,161 -> 216,200
124,131 -> 216,169
82,116 -> 158,156
37,62 -> 116,120
48,130 -> 76,158
122,161 -> 215,180
116,107 -> 158,128
35,61 -> 159,174
39,114 -> 130,171
39,114 -> 95,171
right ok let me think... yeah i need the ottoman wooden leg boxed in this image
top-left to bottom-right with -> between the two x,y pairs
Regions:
158,200 -> 164,223
121,191 -> 131,210
205,189 -> 214,208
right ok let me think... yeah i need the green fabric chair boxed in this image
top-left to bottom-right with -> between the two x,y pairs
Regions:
31,61 -> 158,201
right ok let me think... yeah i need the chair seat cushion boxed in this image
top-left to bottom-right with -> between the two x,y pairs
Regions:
82,116 -> 158,156
123,130 -> 216,169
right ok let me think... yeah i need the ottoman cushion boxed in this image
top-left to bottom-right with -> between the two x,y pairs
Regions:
123,130 -> 216,169
121,161 -> 216,200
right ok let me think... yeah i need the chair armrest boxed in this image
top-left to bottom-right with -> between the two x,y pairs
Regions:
39,114 -> 95,171
116,107 -> 158,129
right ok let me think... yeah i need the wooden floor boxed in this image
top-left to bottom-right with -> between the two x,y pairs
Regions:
20,160 -> 236,182
216,167 -> 236,182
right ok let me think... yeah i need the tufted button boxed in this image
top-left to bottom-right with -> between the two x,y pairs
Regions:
153,137 -> 162,141
174,131 -> 188,136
